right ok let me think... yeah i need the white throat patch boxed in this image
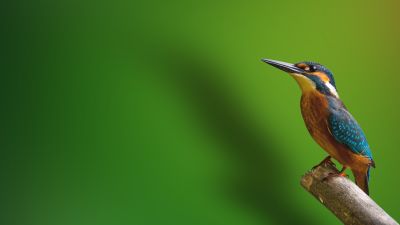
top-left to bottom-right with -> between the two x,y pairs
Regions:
325,81 -> 339,98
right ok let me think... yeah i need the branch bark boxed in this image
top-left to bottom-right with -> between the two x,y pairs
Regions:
301,162 -> 398,225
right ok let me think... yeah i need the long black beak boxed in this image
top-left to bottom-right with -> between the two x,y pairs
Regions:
261,59 -> 306,74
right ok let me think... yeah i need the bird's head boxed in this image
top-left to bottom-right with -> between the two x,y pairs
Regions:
262,59 -> 338,98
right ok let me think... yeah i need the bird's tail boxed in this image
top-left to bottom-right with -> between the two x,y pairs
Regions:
352,168 -> 370,195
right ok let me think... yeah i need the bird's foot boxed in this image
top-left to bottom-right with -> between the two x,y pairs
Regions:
312,156 -> 335,171
322,166 -> 348,182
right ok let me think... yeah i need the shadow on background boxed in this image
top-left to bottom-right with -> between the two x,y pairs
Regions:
156,46 -> 318,225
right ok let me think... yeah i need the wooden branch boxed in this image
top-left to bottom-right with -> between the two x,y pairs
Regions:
301,162 -> 399,225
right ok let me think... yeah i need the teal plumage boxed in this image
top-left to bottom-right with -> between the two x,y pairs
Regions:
327,97 -> 373,161
329,109 -> 372,159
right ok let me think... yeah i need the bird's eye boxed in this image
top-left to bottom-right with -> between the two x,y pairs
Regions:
296,63 -> 317,72
308,65 -> 317,72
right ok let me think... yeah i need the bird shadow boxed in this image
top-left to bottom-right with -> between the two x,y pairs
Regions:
156,46 -> 318,225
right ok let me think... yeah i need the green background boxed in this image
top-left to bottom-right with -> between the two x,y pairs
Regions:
3,0 -> 399,224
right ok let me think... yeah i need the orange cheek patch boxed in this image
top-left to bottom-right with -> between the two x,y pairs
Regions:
296,63 -> 309,70
312,72 -> 330,82
297,63 -> 307,68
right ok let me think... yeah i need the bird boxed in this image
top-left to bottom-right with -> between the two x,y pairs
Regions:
261,59 -> 375,195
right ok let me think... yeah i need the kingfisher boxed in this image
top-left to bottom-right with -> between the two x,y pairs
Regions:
261,59 -> 375,195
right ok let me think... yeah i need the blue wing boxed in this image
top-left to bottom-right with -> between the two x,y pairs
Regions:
328,108 -> 373,160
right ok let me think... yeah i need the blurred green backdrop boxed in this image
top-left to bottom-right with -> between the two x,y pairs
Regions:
2,0 -> 400,224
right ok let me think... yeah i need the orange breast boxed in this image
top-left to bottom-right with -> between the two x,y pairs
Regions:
300,92 -> 368,169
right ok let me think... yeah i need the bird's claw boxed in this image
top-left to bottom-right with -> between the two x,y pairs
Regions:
325,159 -> 336,167
312,157 -> 335,171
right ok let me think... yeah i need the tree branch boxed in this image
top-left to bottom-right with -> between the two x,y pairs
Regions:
301,162 -> 398,225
